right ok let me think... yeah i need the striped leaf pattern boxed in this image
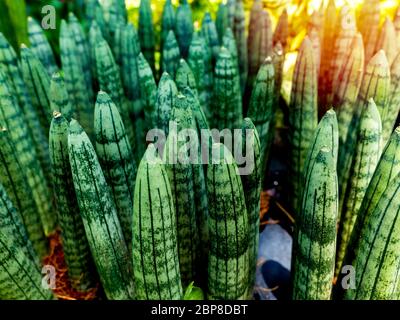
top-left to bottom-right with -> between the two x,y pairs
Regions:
0,35 -> 51,191
164,93 -> 199,286
27,17 -> 58,77
288,37 -> 318,214
383,52 -> 400,144
94,92 -> 137,250
240,118 -> 261,296
344,172 -> 400,300
161,0 -> 176,54
188,31 -> 211,119
207,143 -> 249,300
292,147 -> 338,300
0,183 -> 53,300
336,99 -> 382,276
175,59 -> 197,95
201,12 -> 219,62
20,45 -> 52,133
334,33 -> 364,149
247,2 -> 273,89
342,127 -> 400,275
68,13 -> 93,102
133,144 -> 183,300
95,37 -> 136,150
68,119 -> 134,300
137,52 -> 157,131
233,0 -> 248,95
49,72 -> 74,122
60,20 -> 93,137
0,71 -> 56,236
154,72 -> 178,135
162,30 -> 181,78
247,57 -> 275,177
212,47 -> 242,131
0,128 -> 47,257
49,113 -> 95,290
175,0 -> 193,60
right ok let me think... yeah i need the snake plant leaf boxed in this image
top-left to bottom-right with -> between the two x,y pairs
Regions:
216,3 -> 229,44
133,144 -> 183,300
68,119 -> 135,300
188,31 -> 211,119
0,128 -> 48,258
162,30 -> 181,78
161,0 -> 176,54
49,72 -> 74,121
68,12 -> 93,100
138,0 -> 155,72
247,57 -> 275,179
95,36 -> 136,149
337,50 -> 389,219
341,126 -> 400,291
240,118 -> 262,297
49,113 -> 96,290
164,93 -> 199,286
0,182 -> 53,300
333,33 -> 364,149
201,12 -> 219,62
247,1 -> 273,89
329,6 -> 357,105
212,47 -> 242,132
232,0 -> 247,95
303,109 -> 339,186
336,98 -> 382,277
375,18 -> 397,66
20,45 -> 52,133
288,36 -> 318,214
94,92 -> 137,250
137,52 -> 157,132
207,143 -> 249,300
292,147 -> 338,300
344,171 -> 400,300
273,9 -> 289,51
0,69 -> 56,236
384,52 -> 400,143
318,0 -> 337,116
175,0 -> 193,60
27,17 -> 58,77
175,59 -> 197,95
60,20 -> 93,138
154,72 -> 178,135
358,0 -> 381,63
0,34 -> 50,187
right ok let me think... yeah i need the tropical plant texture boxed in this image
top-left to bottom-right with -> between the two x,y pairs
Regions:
0,0 -> 400,301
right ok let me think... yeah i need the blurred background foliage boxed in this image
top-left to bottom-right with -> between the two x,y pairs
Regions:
0,0 -> 399,84
1,0 -> 399,54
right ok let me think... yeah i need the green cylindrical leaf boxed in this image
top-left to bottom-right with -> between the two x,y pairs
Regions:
207,143 -> 249,300
212,47 -> 242,131
288,37 -> 318,213
292,147 -> 338,300
94,91 -> 137,250
0,128 -> 47,257
68,119 -> 134,300
139,0 -> 155,72
162,30 -> 181,78
133,144 -> 183,300
336,98 -> 382,276
27,17 -> 58,77
49,113 -> 95,290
